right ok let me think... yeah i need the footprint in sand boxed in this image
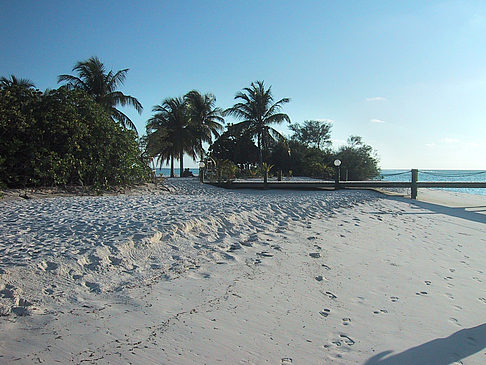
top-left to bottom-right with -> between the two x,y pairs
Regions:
373,309 -> 388,315
322,264 -> 331,270
472,277 -> 482,283
281,358 -> 293,364
342,318 -> 351,326
257,251 -> 273,258
478,297 -> 486,304
315,275 -> 324,282
449,317 -> 461,326
390,296 -> 399,302
228,243 -> 242,252
85,281 -> 101,293
326,291 -> 337,299
319,309 -> 331,317
416,291 -> 428,296
425,281 -> 431,285
309,253 -> 321,258
339,335 -> 355,346
307,236 -> 317,241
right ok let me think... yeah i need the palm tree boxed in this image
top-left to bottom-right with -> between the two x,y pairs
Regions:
224,81 -> 290,165
58,57 -> 142,132
146,97 -> 196,177
184,90 -> 224,161
0,75 -> 34,88
144,123 -> 174,176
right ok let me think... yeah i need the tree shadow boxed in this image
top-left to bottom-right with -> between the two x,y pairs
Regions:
363,323 -> 486,365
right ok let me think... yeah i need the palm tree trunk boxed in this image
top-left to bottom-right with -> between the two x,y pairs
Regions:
170,155 -> 174,178
257,132 -> 263,166
179,149 -> 184,177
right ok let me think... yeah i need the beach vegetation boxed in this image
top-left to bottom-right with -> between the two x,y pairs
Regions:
289,120 -> 332,149
146,97 -> 196,177
145,92 -> 225,177
0,83 -> 150,188
224,81 -> 290,166
58,57 -> 143,132
268,140 -> 334,179
184,90 -> 224,161
208,124 -> 259,168
335,136 -> 380,180
0,75 -> 35,89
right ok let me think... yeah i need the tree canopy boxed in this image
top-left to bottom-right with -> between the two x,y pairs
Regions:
58,57 -> 142,132
289,120 -> 332,149
0,82 -> 150,188
145,91 -> 224,177
224,81 -> 290,165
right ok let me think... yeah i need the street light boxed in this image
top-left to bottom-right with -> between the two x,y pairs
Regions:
199,161 -> 206,183
334,159 -> 341,189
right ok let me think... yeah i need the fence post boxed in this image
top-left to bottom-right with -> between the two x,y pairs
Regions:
411,169 -> 418,199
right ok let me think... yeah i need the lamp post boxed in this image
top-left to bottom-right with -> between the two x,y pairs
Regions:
199,161 -> 206,183
334,159 -> 341,190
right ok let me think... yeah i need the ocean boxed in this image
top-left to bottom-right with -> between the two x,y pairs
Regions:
379,169 -> 486,196
156,168 -> 200,177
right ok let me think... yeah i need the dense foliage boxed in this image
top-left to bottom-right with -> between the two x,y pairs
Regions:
2,64 -> 379,186
58,57 -> 143,132
335,136 -> 380,180
0,84 -> 150,188
208,125 -> 259,167
224,81 -> 290,165
207,123 -> 379,181
289,120 -> 332,149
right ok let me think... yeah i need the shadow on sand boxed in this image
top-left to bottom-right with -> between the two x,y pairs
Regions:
363,323 -> 486,365
382,195 -> 486,225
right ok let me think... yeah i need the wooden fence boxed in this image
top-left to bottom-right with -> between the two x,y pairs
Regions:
205,169 -> 486,199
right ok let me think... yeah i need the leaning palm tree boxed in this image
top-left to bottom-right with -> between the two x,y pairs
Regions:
147,97 -> 196,177
224,81 -> 290,165
184,90 -> 224,161
58,57 -> 142,132
0,75 -> 35,88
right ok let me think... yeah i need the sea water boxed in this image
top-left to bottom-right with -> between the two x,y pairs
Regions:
155,168 -> 200,177
379,169 -> 486,196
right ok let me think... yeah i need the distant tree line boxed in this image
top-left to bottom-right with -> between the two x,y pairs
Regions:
1,57 -> 379,188
204,82 -> 380,181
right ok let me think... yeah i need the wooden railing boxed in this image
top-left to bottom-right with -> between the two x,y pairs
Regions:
206,169 -> 486,199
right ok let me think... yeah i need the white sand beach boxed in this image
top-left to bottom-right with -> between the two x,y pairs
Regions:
1,179 -> 485,364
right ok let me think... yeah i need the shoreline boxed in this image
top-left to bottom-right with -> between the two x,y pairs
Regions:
1,180 -> 485,363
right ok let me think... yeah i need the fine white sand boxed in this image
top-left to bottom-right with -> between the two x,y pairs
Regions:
1,179 -> 485,364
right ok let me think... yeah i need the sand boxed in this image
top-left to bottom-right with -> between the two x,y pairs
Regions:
0,179 -> 485,364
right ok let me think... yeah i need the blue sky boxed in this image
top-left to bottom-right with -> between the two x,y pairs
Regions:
1,0 -> 485,169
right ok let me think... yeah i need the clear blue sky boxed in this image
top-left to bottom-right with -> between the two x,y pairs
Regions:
1,0 -> 485,169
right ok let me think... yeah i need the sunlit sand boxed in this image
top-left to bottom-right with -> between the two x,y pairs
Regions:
1,179 -> 485,364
